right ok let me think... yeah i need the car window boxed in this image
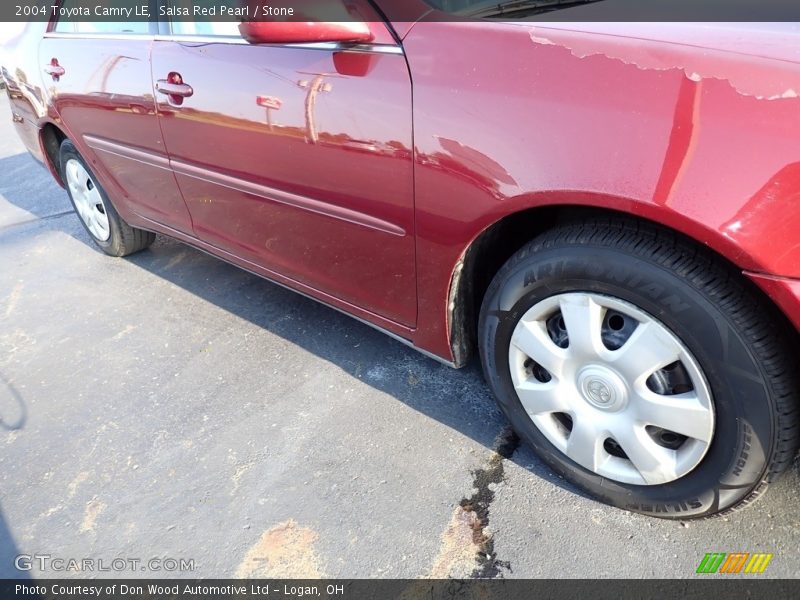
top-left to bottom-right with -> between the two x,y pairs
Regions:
167,0 -> 241,37
170,22 -> 241,37
53,0 -> 153,34
424,0 -> 606,18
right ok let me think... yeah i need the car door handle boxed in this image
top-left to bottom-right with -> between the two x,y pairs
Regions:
44,59 -> 65,79
156,80 -> 194,98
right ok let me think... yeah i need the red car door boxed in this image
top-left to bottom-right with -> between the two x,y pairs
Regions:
40,7 -> 193,234
150,6 -> 416,327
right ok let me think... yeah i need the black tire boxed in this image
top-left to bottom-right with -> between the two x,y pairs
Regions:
59,139 -> 155,257
478,218 -> 799,519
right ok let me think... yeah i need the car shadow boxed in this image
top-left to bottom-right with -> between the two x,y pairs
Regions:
0,136 -> 585,499
120,234 -> 589,499
0,152 -> 71,230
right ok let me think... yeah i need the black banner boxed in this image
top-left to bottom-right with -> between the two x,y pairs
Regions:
3,579 -> 800,600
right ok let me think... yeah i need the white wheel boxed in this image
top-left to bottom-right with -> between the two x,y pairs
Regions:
508,292 -> 714,485
64,158 -> 110,241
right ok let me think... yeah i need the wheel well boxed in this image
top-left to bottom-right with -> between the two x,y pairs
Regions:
40,123 -> 66,185
447,205 -> 797,367
449,205 -> 563,366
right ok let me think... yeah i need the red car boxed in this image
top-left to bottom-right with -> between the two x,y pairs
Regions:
4,1 -> 800,519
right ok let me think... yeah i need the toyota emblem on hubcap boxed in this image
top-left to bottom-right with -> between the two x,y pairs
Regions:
587,378 -> 612,405
576,365 -> 627,412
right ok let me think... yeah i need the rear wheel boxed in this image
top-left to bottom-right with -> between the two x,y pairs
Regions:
478,219 -> 799,518
60,139 -> 155,257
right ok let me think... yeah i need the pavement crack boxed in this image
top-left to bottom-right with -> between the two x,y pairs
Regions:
461,425 -> 520,579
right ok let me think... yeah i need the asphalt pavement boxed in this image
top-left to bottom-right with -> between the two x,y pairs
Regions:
0,93 -> 798,579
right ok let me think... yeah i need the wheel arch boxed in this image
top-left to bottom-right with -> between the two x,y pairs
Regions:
447,200 -> 798,367
38,121 -> 67,187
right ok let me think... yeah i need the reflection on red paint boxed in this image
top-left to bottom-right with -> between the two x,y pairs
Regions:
653,76 -> 702,207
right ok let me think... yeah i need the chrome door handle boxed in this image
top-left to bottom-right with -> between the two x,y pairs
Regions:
156,80 -> 194,98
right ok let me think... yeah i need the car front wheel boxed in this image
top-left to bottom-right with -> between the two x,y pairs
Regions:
479,219 -> 799,518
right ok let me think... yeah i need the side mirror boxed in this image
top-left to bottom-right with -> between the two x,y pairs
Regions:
238,21 -> 374,45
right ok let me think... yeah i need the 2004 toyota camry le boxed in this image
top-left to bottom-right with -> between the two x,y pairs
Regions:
3,0 -> 799,519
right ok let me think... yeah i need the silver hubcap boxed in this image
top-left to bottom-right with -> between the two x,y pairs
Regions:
508,293 -> 714,486
65,159 -> 110,241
